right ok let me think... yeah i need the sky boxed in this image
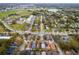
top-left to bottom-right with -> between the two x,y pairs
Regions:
0,0 -> 79,3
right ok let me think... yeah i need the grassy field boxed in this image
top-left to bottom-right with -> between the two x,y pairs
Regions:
0,10 -> 16,20
0,22 -> 8,32
0,9 -> 33,20
10,23 -> 26,31
0,9 -> 34,31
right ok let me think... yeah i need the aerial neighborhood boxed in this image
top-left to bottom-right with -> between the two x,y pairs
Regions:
0,3 -> 79,55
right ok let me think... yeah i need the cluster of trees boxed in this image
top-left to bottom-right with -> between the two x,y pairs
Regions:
58,36 -> 79,53
0,33 -> 24,55
0,37 -> 15,54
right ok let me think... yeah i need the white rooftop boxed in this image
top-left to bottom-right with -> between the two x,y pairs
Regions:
0,36 -> 12,39
26,15 -> 35,23
48,9 -> 59,12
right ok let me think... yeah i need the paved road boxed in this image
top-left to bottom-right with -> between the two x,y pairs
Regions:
50,36 -> 64,55
40,15 -> 44,40
1,19 -> 79,35
18,35 -> 27,51
27,15 -> 36,31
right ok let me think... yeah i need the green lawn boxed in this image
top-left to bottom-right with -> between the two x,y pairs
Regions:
10,23 -> 26,31
0,23 -> 8,32
0,10 -> 16,20
0,9 -> 33,20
